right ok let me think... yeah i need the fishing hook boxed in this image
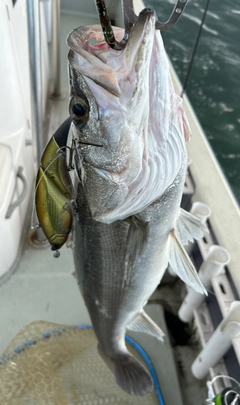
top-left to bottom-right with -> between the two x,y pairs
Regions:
95,0 -> 189,50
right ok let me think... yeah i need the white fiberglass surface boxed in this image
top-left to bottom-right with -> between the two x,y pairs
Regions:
0,12 -> 96,357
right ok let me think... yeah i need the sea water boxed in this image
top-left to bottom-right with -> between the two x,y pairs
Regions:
149,0 -> 240,203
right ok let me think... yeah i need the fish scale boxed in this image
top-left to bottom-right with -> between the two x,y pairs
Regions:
74,183 -> 129,342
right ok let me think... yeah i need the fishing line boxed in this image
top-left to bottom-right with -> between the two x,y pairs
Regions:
206,375 -> 240,404
181,0 -> 211,96
210,375 -> 240,391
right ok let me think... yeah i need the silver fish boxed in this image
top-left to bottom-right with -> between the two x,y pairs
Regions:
67,8 -> 207,396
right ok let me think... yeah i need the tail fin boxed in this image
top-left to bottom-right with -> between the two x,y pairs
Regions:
99,350 -> 153,396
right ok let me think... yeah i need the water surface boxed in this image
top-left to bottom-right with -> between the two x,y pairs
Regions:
148,0 -> 240,202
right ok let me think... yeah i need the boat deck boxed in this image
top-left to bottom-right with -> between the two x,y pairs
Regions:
0,234 -> 208,404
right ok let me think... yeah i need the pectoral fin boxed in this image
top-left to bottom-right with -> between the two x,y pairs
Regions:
127,311 -> 164,341
169,230 -> 207,295
176,208 -> 208,246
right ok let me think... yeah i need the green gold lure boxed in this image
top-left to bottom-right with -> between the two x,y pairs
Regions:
35,116 -> 73,252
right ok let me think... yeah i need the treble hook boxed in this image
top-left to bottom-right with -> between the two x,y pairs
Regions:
95,0 -> 189,50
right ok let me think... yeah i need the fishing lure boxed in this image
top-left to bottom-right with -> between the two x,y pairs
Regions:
35,116 -> 74,255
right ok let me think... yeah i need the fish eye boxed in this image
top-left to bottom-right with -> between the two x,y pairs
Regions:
72,103 -> 85,116
69,96 -> 89,123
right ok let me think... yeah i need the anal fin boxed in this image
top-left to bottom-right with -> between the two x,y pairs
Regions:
127,310 -> 164,341
169,230 -> 207,295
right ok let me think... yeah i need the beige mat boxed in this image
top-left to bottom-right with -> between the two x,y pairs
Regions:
0,321 -> 160,405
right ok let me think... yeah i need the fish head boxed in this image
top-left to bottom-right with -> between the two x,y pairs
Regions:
67,8 -> 190,223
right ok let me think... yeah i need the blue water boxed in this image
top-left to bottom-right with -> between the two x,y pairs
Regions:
148,0 -> 240,202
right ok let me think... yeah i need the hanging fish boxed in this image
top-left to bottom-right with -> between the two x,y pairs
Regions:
35,116 -> 74,253
67,6 -> 208,396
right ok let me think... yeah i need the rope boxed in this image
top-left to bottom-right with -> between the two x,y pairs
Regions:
181,0 -> 211,96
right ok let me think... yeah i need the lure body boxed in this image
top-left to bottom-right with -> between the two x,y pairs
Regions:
35,116 -> 73,251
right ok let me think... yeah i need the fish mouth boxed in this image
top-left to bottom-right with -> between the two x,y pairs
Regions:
138,7 -> 156,21
67,7 -> 157,97
131,7 -> 157,35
